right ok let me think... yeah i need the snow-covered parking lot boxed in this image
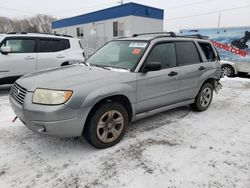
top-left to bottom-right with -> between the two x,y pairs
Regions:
0,77 -> 250,188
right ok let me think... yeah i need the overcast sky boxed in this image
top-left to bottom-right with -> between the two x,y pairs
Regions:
0,0 -> 250,31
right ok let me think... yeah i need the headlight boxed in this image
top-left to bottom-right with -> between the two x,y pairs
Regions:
32,89 -> 73,105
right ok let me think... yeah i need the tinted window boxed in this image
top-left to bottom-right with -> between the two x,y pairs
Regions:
175,41 -> 201,66
1,39 -> 35,53
62,39 -> 70,50
38,39 -> 62,53
146,43 -> 176,69
198,42 -> 216,61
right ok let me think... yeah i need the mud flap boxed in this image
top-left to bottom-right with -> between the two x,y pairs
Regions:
215,81 -> 222,94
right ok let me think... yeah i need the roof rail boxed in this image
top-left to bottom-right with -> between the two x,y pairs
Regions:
181,34 -> 208,39
133,32 -> 177,37
7,32 -> 27,34
6,32 -> 73,38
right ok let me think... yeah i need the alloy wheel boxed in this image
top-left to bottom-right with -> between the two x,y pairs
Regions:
200,87 -> 212,108
96,110 -> 124,143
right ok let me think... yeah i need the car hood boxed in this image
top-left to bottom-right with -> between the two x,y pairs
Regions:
16,65 -> 132,91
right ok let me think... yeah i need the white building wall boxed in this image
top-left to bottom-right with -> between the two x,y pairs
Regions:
130,16 -> 163,34
53,15 -> 163,54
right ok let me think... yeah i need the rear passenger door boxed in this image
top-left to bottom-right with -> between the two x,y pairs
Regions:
36,38 -> 68,70
176,41 -> 205,101
136,42 -> 180,114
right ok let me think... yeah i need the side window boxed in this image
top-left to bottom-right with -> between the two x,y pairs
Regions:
38,39 -> 62,53
175,41 -> 201,66
62,39 -> 70,50
2,38 -> 35,53
198,42 -> 216,61
146,43 -> 176,69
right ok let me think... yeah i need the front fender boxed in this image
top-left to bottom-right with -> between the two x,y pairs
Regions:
74,83 -> 136,131
81,83 -> 136,109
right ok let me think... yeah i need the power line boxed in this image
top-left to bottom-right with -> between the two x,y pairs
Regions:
165,5 -> 250,21
166,0 -> 215,10
0,6 -> 36,14
45,0 -> 126,14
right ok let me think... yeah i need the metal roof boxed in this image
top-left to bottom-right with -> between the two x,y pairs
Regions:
52,3 -> 164,29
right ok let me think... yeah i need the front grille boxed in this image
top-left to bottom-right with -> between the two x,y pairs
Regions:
12,83 -> 27,104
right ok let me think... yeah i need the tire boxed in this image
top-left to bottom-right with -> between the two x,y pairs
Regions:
221,64 -> 235,77
191,83 -> 214,112
83,102 -> 128,149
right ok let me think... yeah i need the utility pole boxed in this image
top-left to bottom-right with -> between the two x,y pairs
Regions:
217,13 -> 221,29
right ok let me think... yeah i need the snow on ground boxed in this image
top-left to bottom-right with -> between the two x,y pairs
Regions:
0,78 -> 250,188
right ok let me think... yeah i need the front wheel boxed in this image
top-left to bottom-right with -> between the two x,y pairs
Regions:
191,83 -> 214,112
83,102 -> 128,149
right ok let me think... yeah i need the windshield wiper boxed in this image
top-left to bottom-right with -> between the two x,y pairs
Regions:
92,64 -> 111,70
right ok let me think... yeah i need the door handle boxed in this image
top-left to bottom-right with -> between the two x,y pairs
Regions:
168,71 -> 178,77
56,55 -> 65,58
24,56 -> 35,60
199,66 -> 206,71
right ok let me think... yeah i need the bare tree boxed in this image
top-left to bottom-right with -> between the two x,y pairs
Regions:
0,16 -> 14,33
0,14 -> 56,33
29,14 -> 56,33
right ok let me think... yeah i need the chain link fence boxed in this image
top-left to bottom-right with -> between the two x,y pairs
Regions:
80,36 -> 108,57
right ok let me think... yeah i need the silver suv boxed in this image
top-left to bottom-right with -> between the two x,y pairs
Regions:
9,32 -> 221,149
0,32 -> 85,85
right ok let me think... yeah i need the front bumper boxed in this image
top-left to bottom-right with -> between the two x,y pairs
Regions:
9,92 -> 84,137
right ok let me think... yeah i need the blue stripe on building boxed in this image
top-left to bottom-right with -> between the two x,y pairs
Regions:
52,3 -> 164,29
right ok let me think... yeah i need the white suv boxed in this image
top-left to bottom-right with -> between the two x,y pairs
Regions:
0,32 -> 85,85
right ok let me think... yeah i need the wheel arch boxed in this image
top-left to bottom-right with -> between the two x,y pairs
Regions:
220,61 -> 238,75
82,94 -> 134,134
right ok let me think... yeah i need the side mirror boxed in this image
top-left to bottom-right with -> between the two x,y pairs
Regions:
143,62 -> 162,72
1,46 -> 12,55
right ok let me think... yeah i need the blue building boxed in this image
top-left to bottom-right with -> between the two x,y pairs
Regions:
52,3 -> 164,50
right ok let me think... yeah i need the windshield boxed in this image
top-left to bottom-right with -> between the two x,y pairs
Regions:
86,40 -> 148,70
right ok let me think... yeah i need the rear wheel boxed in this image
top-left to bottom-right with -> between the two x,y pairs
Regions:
84,102 -> 128,149
191,83 -> 213,112
221,64 -> 235,77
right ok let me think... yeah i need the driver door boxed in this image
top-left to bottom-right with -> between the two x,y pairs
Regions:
136,42 -> 180,114
0,37 -> 36,79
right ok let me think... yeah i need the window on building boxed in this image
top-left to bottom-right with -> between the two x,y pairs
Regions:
77,27 -> 81,37
175,41 -> 201,66
118,22 -> 124,37
113,21 -> 124,37
113,22 -> 118,37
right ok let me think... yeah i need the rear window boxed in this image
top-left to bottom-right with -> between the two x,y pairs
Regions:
175,41 -> 201,66
198,42 -> 216,61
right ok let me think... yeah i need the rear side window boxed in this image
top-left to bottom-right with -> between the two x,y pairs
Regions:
146,43 -> 176,69
62,39 -> 70,50
198,42 -> 216,61
175,41 -> 201,66
38,39 -> 62,53
1,38 -> 35,53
